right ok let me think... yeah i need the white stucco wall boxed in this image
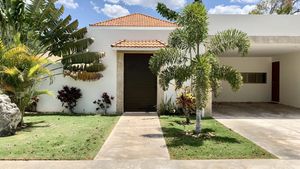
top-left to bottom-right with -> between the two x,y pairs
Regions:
37,27 -> 173,113
213,57 -> 272,102
37,14 -> 300,113
208,15 -> 300,36
273,54 -> 300,108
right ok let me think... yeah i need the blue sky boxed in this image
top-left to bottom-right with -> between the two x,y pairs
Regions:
56,0 -> 260,27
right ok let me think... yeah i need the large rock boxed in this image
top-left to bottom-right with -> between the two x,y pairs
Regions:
0,94 -> 22,137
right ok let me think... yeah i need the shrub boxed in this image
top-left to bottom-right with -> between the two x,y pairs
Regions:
158,96 -> 177,116
93,92 -> 114,115
57,86 -> 82,113
176,88 -> 196,124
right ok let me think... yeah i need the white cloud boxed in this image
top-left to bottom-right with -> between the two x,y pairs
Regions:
208,5 -> 256,14
122,0 -> 186,10
230,0 -> 259,3
56,0 -> 79,9
101,4 -> 130,18
90,1 -> 101,13
104,0 -> 120,3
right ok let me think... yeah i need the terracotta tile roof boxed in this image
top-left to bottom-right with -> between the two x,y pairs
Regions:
111,40 -> 167,48
90,13 -> 177,27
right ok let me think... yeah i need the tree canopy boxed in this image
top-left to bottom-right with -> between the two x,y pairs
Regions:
250,0 -> 300,14
0,0 -> 105,81
151,2 -> 250,134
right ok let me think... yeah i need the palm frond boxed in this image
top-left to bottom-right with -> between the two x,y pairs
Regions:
207,29 -> 250,56
62,52 -> 104,65
149,48 -> 188,75
33,89 -> 53,96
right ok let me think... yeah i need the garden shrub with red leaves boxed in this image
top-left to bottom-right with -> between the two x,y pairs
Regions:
57,86 -> 82,113
93,92 -> 114,115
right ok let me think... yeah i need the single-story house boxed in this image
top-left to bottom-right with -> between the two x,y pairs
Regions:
37,13 -> 300,115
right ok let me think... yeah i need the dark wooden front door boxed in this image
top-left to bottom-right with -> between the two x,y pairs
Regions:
124,54 -> 157,112
272,62 -> 280,102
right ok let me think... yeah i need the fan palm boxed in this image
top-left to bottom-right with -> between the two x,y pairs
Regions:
150,2 -> 250,134
0,0 -> 105,81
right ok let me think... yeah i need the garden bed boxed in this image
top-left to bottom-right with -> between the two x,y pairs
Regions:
160,116 -> 276,159
0,115 -> 119,160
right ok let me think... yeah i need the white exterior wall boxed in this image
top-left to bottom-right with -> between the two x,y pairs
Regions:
37,27 -> 173,113
213,57 -> 272,102
273,54 -> 300,108
208,15 -> 300,36
37,15 -> 300,113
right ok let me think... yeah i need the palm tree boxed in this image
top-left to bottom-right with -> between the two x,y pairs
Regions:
0,0 -> 105,81
0,39 -> 52,125
150,2 -> 250,134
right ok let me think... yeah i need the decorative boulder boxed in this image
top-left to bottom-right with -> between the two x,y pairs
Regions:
0,94 -> 22,137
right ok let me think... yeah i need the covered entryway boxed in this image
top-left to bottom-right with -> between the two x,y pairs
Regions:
214,103 -> 300,159
124,54 -> 157,112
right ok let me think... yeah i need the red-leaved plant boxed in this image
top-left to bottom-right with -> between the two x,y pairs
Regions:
57,86 -> 82,113
93,92 -> 114,115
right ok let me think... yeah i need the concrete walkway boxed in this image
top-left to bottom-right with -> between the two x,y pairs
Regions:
94,112 -> 170,160
1,160 -> 299,169
214,103 -> 300,159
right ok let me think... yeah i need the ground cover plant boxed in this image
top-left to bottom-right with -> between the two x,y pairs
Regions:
0,115 -> 119,160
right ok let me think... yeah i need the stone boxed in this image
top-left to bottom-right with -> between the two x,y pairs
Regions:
0,94 -> 22,137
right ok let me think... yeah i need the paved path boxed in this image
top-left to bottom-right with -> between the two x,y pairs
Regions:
1,160 -> 299,169
214,103 -> 300,159
94,112 -> 170,160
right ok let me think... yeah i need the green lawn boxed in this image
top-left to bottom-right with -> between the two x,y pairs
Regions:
160,116 -> 276,160
0,115 -> 119,160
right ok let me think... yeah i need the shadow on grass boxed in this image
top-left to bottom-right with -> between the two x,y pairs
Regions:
20,121 -> 50,132
162,126 -> 240,148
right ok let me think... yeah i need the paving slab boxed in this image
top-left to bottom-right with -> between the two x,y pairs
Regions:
1,160 -> 299,169
214,103 -> 300,159
94,112 -> 170,160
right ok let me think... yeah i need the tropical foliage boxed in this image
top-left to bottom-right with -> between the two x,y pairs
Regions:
0,39 -> 52,124
57,86 -> 82,113
150,2 -> 250,134
176,88 -> 196,124
158,96 -> 177,116
0,0 -> 105,81
93,92 -> 114,115
250,0 -> 300,14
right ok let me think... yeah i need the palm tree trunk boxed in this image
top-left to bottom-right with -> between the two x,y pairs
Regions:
195,108 -> 203,134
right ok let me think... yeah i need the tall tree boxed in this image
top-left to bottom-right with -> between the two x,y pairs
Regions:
0,0 -> 105,81
151,2 -> 250,134
250,0 -> 300,14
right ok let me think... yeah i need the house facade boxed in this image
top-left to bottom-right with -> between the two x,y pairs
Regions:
37,14 -> 300,114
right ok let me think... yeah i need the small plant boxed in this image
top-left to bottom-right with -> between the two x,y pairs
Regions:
25,96 -> 40,112
57,86 -> 82,113
176,87 -> 196,124
93,92 -> 114,115
158,96 -> 177,116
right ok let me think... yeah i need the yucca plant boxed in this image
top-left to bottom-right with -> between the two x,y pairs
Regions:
0,39 -> 52,126
0,0 -> 105,81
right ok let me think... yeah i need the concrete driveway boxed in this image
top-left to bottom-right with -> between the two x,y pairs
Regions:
213,103 -> 300,159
